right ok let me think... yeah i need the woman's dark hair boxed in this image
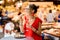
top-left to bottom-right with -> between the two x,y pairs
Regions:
49,10 -> 52,13
29,4 -> 39,13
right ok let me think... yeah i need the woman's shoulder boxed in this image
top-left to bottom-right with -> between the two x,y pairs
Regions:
36,17 -> 42,23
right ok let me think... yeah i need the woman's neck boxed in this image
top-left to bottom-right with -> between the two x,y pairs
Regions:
28,14 -> 34,19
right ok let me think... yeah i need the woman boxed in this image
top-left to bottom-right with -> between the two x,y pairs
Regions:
22,4 -> 42,40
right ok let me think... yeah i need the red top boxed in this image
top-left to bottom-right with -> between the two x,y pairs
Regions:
24,17 -> 42,40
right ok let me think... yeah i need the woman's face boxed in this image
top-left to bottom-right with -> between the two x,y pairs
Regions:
21,5 -> 33,16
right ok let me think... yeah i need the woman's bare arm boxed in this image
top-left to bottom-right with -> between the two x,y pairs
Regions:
31,22 -> 42,36
36,22 -> 42,35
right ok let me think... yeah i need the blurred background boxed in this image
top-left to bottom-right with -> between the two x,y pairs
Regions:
0,0 -> 60,40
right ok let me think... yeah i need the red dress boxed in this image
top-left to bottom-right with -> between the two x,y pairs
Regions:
24,17 -> 42,40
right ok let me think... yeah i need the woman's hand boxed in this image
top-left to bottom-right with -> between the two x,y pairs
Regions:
26,23 -> 36,32
31,27 -> 36,32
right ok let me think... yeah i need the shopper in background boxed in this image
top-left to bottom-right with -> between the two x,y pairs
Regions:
47,10 -> 55,23
0,9 -> 3,25
57,10 -> 60,22
22,4 -> 42,40
14,22 -> 20,33
54,9 -> 60,22
4,18 -> 15,37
